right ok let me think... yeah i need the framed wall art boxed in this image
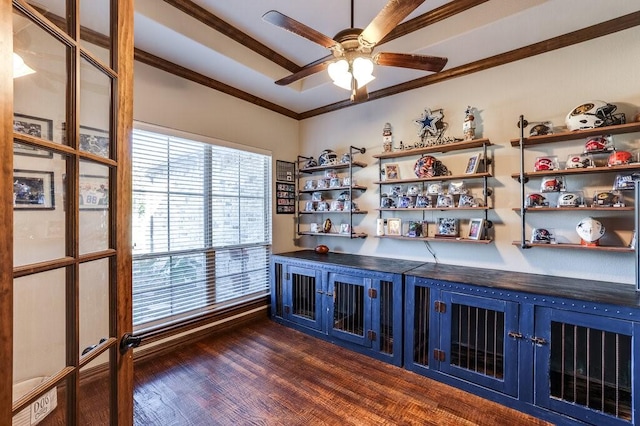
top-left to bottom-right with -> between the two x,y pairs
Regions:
467,218 -> 485,240
79,174 -> 109,209
275,182 -> 295,214
465,153 -> 481,174
386,218 -> 402,236
79,126 -> 110,158
383,163 -> 400,181
13,169 -> 55,210
13,113 -> 54,158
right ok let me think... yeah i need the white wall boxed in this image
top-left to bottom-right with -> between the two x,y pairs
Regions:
133,62 -> 300,255
299,27 -> 640,285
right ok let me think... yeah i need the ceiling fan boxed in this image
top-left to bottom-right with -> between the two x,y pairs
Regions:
263,0 -> 448,101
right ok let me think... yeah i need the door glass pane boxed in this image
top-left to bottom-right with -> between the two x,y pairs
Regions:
13,376 -> 65,425
13,150 -> 67,266
80,58 -> 111,159
80,0 -> 111,65
79,162 -> 110,254
13,9 -> 67,145
13,270 -> 67,406
79,364 -> 111,424
79,259 -> 110,357
24,1 -> 67,34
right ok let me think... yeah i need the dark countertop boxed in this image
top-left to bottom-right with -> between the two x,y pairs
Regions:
274,250 -> 424,275
274,250 -> 640,309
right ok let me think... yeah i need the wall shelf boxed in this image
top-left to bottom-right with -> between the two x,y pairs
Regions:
378,235 -> 493,244
510,164 -> 640,180
512,206 -> 634,212
374,172 -> 491,185
512,241 -> 634,252
509,122 -> 640,147
373,139 -> 491,159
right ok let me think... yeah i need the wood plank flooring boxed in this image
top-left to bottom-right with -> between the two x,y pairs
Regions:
133,319 -> 550,425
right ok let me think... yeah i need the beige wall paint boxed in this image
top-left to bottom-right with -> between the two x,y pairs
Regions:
299,27 -> 640,285
133,62 -> 300,255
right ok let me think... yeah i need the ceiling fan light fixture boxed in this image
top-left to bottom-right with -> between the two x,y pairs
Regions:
352,56 -> 375,87
328,59 -> 352,90
13,52 -> 35,79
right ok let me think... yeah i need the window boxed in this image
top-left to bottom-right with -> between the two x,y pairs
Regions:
131,125 -> 272,331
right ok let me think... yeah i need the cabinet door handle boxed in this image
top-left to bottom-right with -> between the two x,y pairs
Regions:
317,290 -> 325,294
507,331 -> 523,339
530,336 -> 547,345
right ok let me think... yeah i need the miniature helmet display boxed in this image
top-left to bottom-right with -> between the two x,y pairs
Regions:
593,191 -> 621,207
584,136 -> 613,153
436,194 -> 454,208
407,184 -> 420,197
340,153 -> 351,164
613,174 -> 636,190
558,193 -> 581,207
398,196 -> 412,208
415,194 -> 430,208
414,155 -> 449,178
390,185 -> 404,197
529,123 -> 552,136
304,157 -> 317,168
318,149 -> 338,166
526,193 -> 548,207
380,195 -> 396,208
336,191 -> 351,201
576,217 -> 605,243
458,194 -> 477,208
565,153 -> 594,169
531,228 -> 552,243
565,100 -> 626,131
448,181 -> 467,195
427,182 -> 443,195
534,157 -> 556,171
540,177 -> 565,193
608,150 -> 633,167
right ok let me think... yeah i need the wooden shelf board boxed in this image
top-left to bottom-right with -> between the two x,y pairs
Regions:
512,241 -> 634,252
299,232 -> 367,238
512,207 -> 634,212
299,161 -> 366,173
298,210 -> 368,215
372,139 -> 491,159
378,207 -> 491,211
299,185 -> 367,193
374,172 -> 492,185
378,235 -> 493,244
510,122 -> 640,147
510,164 -> 640,179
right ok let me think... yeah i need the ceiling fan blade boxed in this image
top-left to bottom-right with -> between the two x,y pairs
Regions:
374,52 -> 448,72
275,55 -> 334,86
262,10 -> 338,50
359,0 -> 426,48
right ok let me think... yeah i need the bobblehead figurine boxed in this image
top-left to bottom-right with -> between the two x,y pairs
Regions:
463,106 -> 476,141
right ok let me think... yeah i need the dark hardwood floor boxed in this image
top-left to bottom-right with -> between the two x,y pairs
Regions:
133,319 -> 550,425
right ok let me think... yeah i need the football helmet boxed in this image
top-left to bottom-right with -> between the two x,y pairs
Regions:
380,195 -> 396,208
458,194 -> 477,208
529,123 -> 552,137
558,193 -> 581,208
608,150 -> 633,167
415,195 -> 431,208
318,149 -> 338,166
565,153 -> 594,169
593,191 -> 621,206
340,153 -> 351,164
336,191 -> 350,201
304,157 -> 317,168
534,157 -> 557,171
398,196 -> 413,208
531,228 -> 552,243
526,193 -> 548,207
407,185 -> 421,197
584,136 -> 614,153
565,101 -> 625,131
613,174 -> 636,190
540,177 -> 565,193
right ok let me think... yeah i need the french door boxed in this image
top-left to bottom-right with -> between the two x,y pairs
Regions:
2,0 -> 134,424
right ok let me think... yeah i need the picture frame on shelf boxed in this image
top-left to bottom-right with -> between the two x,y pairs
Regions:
386,218 -> 402,236
79,174 -> 109,209
467,218 -> 485,240
384,163 -> 400,181
436,218 -> 459,237
465,153 -> 481,174
13,169 -> 55,210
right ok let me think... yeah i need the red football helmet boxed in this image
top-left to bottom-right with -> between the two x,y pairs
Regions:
608,151 -> 633,167
584,136 -> 612,152
526,193 -> 548,207
534,157 -> 555,171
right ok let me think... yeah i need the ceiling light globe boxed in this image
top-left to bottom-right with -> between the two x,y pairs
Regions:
328,59 -> 352,90
352,57 -> 375,87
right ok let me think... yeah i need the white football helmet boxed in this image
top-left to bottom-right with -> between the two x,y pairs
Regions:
565,101 -> 625,131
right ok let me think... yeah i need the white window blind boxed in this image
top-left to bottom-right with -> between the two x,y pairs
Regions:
131,127 -> 272,330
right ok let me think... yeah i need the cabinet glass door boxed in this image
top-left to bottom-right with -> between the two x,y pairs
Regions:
535,308 -> 636,425
327,273 -> 371,347
439,292 -> 519,396
286,265 -> 323,331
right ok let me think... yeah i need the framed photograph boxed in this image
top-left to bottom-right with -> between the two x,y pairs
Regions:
384,163 -> 400,181
467,218 -> 485,240
465,153 -> 481,174
436,218 -> 459,237
13,169 -> 55,210
80,126 -> 110,157
386,218 -> 402,236
13,114 -> 54,158
79,175 -> 109,209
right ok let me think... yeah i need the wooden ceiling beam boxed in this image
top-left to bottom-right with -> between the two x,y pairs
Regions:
299,11 -> 640,120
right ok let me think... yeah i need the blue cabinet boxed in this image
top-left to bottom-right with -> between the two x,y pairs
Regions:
271,251 -> 422,365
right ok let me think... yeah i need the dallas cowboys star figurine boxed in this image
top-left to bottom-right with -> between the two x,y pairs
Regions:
415,108 -> 444,141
